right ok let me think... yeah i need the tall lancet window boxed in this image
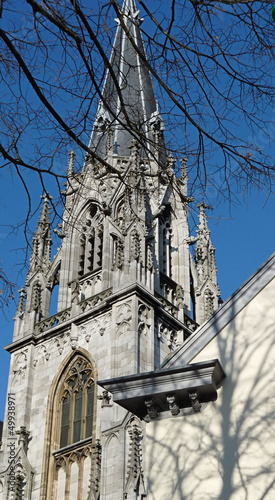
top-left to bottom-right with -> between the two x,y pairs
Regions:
42,353 -> 99,500
78,204 -> 104,277
60,357 -> 95,448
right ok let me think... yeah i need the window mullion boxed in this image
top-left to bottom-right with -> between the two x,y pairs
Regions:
69,390 -> 75,445
59,359 -> 95,450
82,386 -> 88,441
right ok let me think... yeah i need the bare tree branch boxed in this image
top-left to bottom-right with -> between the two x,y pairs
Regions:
0,0 -> 274,298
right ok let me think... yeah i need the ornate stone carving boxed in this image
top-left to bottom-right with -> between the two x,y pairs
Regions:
33,335 -> 68,367
15,287 -> 26,318
156,320 -> 178,349
55,454 -> 66,470
79,324 -> 90,342
80,272 -> 102,300
76,205 -> 104,276
77,315 -> 109,343
97,391 -> 112,408
124,418 -> 146,498
112,237 -> 124,270
175,284 -> 184,309
33,344 -> 48,367
116,302 -> 132,326
146,240 -> 154,270
167,395 -> 180,416
130,229 -> 141,262
0,425 -> 34,499
99,177 -> 117,201
114,196 -> 126,230
102,312 -> 111,328
116,321 -> 132,338
70,328 -> 78,350
116,302 -> 132,337
189,391 -> 201,413
71,279 -> 80,305
169,330 -> 178,347
144,399 -> 158,420
156,321 -> 167,341
155,291 -> 178,317
79,288 -> 112,314
138,303 -> 151,336
88,440 -> 101,500
13,349 -> 28,385
204,288 -> 214,318
35,308 -> 71,333
185,316 -> 197,333
67,149 -> 75,177
49,337 -> 64,356
16,426 -> 30,454
61,357 -> 94,400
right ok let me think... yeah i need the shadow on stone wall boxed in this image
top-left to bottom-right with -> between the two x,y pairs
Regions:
146,290 -> 275,499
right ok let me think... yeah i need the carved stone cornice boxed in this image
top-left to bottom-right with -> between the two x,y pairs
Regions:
98,359 -> 225,421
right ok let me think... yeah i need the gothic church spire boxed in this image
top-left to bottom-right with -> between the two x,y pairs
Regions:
89,0 -> 165,159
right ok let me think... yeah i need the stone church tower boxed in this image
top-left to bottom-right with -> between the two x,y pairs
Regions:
0,1 -> 220,498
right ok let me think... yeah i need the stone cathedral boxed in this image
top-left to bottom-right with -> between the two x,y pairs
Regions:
2,1 -> 274,499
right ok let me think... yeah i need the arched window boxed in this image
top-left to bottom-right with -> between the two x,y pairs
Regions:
78,205 -> 104,277
41,352 -> 98,500
59,357 -> 95,448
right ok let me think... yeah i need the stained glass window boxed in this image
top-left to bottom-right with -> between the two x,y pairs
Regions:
60,358 -> 95,448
